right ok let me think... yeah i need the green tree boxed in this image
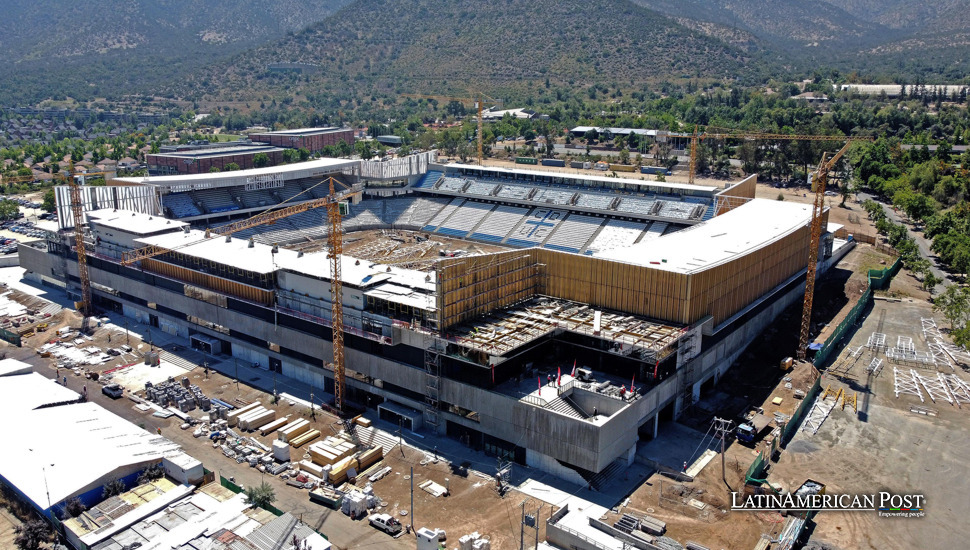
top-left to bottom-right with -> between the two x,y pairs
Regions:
282,149 -> 300,164
14,519 -> 51,550
253,153 -> 270,168
224,163 -> 240,172
934,285 -> 970,342
64,497 -> 87,519
922,271 -> 943,293
356,141 -> 374,160
209,166 -> 221,173
0,199 -> 19,220
41,189 -> 55,212
102,478 -> 126,498
245,481 -> 277,510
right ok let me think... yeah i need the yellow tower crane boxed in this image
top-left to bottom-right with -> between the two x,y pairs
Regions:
681,127 -> 870,360
797,141 -> 855,361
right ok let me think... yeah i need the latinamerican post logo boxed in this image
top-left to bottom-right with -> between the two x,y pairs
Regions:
731,492 -> 925,518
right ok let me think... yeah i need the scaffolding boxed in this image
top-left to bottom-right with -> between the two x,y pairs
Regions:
423,333 -> 444,429
893,367 -> 924,402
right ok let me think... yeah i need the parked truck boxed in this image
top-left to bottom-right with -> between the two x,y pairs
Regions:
541,158 -> 566,167
736,409 -> 773,444
368,513 -> 404,535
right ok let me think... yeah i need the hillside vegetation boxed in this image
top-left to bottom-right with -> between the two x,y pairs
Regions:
0,0 -> 349,104
184,0 -> 753,103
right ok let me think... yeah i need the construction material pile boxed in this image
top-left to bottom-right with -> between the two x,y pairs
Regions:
145,377 -> 213,412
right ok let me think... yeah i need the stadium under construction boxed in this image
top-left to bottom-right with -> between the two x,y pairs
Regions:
20,152 -> 851,482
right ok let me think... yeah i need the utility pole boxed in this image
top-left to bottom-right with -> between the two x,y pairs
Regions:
519,500 -> 542,550
410,466 -> 414,533
713,417 -> 734,484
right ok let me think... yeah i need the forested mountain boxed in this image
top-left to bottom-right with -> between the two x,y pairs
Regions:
190,0 -> 753,95
638,0 -> 890,51
2,0 -> 970,107
0,0 -> 351,60
0,0 -> 350,104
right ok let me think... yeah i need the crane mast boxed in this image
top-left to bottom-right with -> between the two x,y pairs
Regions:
326,177 -> 346,413
68,176 -> 92,316
797,142 -> 853,360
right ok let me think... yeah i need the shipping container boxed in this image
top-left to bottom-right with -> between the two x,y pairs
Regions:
640,166 -> 672,176
541,159 -> 566,167
515,157 -> 538,165
609,164 -> 636,172
570,161 -> 592,169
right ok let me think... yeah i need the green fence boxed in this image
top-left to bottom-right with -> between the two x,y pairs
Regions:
220,474 -> 284,515
812,257 -> 901,367
0,327 -> 21,346
745,447 -> 770,483
868,257 -> 902,290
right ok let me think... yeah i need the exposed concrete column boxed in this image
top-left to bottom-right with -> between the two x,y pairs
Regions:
652,414 -> 659,439
623,443 -> 636,466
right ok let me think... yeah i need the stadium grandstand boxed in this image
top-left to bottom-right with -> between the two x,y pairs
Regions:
23,153 -> 852,482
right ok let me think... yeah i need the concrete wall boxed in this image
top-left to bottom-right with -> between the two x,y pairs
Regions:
20,241 -> 818,477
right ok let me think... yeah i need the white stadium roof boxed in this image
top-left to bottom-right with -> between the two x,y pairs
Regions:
597,198 -> 814,273
87,208 -> 189,235
115,158 -> 358,190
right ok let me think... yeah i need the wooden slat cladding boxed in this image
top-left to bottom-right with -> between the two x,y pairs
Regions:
685,223 -> 811,324
437,250 -> 541,329
536,249 -> 691,324
143,259 -> 274,306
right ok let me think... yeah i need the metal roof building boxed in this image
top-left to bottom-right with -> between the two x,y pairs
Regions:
0,373 -> 182,517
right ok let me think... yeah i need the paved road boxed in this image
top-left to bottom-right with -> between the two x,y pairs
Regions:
858,192 -> 950,295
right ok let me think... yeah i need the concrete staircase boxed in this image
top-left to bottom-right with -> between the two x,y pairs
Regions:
546,394 -> 591,420
159,350 -> 206,372
587,457 -> 628,491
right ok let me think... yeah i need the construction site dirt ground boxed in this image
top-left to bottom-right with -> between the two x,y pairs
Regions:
772,299 -> 970,550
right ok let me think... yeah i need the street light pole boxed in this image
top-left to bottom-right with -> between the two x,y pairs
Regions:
42,463 -> 53,522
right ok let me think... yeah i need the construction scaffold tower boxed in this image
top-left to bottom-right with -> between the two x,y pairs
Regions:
423,333 -> 443,430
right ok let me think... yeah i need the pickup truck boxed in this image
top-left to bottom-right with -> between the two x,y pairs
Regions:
101,384 -> 124,399
368,513 -> 403,535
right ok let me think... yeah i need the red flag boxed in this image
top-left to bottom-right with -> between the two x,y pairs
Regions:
631,373 -> 636,394
653,358 -> 660,379
538,376 -> 541,394
571,359 -> 576,377
557,366 -> 561,387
